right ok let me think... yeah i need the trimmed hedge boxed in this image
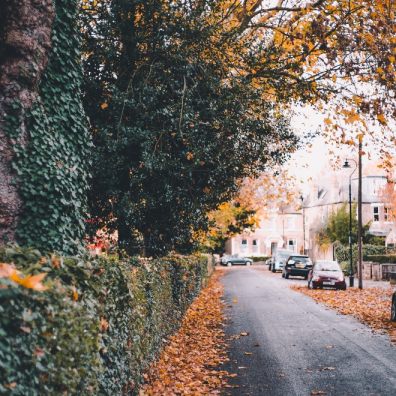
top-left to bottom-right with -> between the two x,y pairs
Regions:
0,246 -> 210,395
247,256 -> 270,262
334,244 -> 389,266
365,255 -> 396,264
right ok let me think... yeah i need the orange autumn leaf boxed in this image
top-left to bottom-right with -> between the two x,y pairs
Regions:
100,317 -> 109,332
141,272 -> 233,395
9,272 -> 48,291
291,285 -> 395,342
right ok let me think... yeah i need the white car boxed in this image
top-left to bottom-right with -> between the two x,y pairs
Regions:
271,249 -> 294,272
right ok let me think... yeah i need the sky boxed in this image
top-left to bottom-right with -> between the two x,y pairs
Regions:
284,105 -> 391,194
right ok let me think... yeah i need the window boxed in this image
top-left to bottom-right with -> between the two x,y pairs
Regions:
373,206 -> 379,222
385,207 -> 390,222
241,239 -> 248,252
288,239 -> 296,252
252,239 -> 259,253
252,240 -> 257,246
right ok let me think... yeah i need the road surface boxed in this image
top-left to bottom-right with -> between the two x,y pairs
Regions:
220,266 -> 396,396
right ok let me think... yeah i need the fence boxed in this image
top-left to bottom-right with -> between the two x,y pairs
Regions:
362,261 -> 396,281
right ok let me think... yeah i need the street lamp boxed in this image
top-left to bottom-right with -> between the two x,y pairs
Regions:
300,195 -> 306,255
342,159 -> 357,287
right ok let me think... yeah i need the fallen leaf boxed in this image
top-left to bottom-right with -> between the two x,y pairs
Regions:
240,332 -> 249,336
244,352 -> 252,355
140,272 -> 234,394
291,285 -> 395,343
100,317 -> 109,332
9,272 -> 48,291
320,367 -> 335,371
311,391 -> 327,395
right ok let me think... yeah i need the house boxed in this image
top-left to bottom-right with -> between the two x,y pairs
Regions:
225,162 -> 395,260
224,204 -> 304,257
303,164 -> 393,260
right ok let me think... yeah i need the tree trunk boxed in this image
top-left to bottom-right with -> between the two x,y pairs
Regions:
0,0 -> 54,243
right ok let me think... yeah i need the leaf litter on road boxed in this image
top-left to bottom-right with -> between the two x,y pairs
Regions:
291,285 -> 396,343
140,272 -> 233,395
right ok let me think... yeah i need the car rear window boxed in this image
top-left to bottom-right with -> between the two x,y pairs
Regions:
289,256 -> 310,263
316,262 -> 341,271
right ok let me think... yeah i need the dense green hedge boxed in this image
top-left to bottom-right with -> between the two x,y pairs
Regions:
247,256 -> 270,262
334,244 -> 389,265
364,255 -> 396,264
0,246 -> 210,395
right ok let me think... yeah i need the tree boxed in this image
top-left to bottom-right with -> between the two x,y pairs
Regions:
82,0 -> 297,256
0,0 -> 54,243
0,0 -> 91,253
81,0 -> 396,257
317,203 -> 376,246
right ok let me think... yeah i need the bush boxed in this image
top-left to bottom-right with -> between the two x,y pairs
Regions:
334,244 -> 389,265
247,256 -> 270,262
364,255 -> 396,264
0,246 -> 210,395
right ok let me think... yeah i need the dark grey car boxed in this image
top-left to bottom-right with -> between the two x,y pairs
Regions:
221,255 -> 253,266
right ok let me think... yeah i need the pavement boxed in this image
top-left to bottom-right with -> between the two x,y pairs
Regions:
220,265 -> 396,396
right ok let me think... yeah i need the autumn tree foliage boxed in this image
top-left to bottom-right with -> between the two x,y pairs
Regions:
199,170 -> 298,253
82,0 -> 297,256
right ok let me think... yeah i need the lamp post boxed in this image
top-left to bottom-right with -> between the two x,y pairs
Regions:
300,195 -> 306,254
342,158 -> 357,287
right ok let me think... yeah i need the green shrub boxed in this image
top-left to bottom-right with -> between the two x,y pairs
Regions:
334,244 -> 390,266
364,255 -> 396,264
246,256 -> 270,262
0,246 -> 210,395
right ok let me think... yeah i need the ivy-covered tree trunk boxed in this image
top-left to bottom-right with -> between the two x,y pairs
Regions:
0,0 -> 54,243
1,0 -> 91,254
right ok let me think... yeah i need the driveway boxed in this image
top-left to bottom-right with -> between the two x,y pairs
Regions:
220,266 -> 396,396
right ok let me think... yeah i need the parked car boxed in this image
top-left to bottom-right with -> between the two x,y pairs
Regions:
221,255 -> 253,266
391,291 -> 396,321
307,260 -> 346,290
282,255 -> 312,279
271,249 -> 294,273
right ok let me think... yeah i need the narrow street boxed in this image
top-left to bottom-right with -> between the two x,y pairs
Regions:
221,266 -> 396,396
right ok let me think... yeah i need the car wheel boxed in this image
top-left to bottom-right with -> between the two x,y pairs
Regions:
272,267 -> 276,273
308,280 -> 312,289
246,261 -> 251,266
285,273 -> 289,279
391,297 -> 396,322
282,272 -> 285,278
227,262 -> 232,267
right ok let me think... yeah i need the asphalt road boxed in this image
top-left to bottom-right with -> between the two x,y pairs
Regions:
220,266 -> 396,396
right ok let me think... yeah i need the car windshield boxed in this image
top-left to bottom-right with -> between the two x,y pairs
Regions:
316,261 -> 341,271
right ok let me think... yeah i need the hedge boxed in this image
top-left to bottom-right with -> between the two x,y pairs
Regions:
247,256 -> 270,262
364,255 -> 396,264
0,246 -> 210,395
334,244 -> 389,265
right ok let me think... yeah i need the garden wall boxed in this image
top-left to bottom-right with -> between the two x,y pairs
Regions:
0,246 -> 212,395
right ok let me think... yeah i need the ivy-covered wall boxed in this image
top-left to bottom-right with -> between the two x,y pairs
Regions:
5,0 -> 91,254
